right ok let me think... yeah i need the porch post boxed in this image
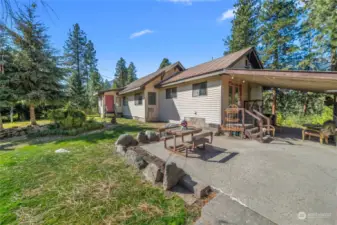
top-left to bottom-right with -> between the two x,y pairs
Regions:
332,93 -> 337,126
271,88 -> 277,126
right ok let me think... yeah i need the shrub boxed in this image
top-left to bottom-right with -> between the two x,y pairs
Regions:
48,107 -> 86,129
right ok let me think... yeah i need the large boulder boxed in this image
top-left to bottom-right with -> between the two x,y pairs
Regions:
145,130 -> 159,142
137,131 -> 148,143
115,145 -> 127,156
143,163 -> 163,184
125,149 -> 148,170
163,161 -> 185,190
115,134 -> 138,147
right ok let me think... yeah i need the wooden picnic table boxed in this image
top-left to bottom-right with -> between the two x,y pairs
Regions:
164,126 -> 202,152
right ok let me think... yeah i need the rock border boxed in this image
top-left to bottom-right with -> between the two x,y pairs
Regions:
114,133 -> 212,201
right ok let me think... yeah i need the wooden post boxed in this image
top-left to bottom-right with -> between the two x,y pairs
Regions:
271,88 -> 277,126
332,93 -> 337,126
272,88 -> 276,115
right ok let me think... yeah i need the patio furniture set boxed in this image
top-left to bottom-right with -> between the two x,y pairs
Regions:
158,123 -> 213,157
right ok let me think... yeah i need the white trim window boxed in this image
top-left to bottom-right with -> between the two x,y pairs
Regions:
166,87 -> 177,99
192,82 -> 207,97
134,93 -> 143,105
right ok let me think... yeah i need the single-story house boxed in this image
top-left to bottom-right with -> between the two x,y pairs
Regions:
98,46 -> 337,132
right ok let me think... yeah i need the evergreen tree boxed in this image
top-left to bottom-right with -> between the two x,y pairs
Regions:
64,23 -> 87,107
297,5 -> 319,71
103,79 -> 111,89
307,0 -> 337,71
0,31 -> 17,129
84,40 -> 103,109
2,4 -> 64,125
159,58 -> 171,69
258,0 -> 299,69
113,57 -> 128,88
224,0 -> 259,54
127,62 -> 137,84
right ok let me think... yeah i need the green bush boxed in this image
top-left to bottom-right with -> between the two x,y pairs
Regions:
48,107 -> 86,129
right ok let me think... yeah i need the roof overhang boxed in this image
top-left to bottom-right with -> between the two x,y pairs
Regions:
96,88 -> 124,95
159,70 -> 223,87
225,69 -> 337,93
119,86 -> 144,95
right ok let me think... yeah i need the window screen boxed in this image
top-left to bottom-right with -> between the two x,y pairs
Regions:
192,82 -> 207,97
148,92 -> 156,105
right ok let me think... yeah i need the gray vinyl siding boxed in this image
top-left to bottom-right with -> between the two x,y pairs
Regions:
158,79 -> 222,125
122,93 -> 145,119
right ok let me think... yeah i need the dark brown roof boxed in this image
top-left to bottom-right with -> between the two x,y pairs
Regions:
160,47 -> 256,85
97,88 -> 123,95
119,62 -> 184,95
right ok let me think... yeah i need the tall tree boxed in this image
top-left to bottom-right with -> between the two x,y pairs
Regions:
258,0 -> 299,69
64,23 -> 87,107
85,40 -> 103,108
113,57 -> 128,88
224,0 -> 259,54
159,58 -> 171,69
103,79 -> 111,89
127,62 -> 137,84
2,4 -> 64,125
307,0 -> 337,71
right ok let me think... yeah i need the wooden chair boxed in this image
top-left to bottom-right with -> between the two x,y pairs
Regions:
183,131 -> 213,157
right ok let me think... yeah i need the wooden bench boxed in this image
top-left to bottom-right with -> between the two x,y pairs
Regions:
302,128 -> 329,144
183,131 -> 213,157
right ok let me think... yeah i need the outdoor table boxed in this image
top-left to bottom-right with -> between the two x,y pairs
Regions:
164,126 -> 202,152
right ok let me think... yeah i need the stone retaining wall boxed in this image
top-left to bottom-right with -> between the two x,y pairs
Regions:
0,125 -> 49,139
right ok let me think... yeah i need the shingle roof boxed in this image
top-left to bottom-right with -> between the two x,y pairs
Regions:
160,47 -> 255,85
119,62 -> 184,95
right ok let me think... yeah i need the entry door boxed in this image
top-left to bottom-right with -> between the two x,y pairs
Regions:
105,95 -> 114,113
229,82 -> 242,107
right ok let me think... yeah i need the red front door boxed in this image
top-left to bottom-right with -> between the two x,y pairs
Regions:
105,95 -> 114,113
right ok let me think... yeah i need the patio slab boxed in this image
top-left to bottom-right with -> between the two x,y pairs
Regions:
142,135 -> 337,225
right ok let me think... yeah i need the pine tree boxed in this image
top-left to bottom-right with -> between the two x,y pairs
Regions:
64,23 -> 87,107
159,58 -> 171,69
224,0 -> 259,54
84,40 -> 103,109
0,31 -> 17,130
297,5 -> 319,71
258,0 -> 299,69
103,79 -> 111,89
113,58 -> 128,88
307,0 -> 337,71
127,62 -> 137,84
2,4 -> 64,125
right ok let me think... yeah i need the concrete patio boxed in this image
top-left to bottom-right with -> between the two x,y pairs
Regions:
142,133 -> 337,225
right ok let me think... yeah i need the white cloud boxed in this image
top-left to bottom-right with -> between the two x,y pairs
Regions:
130,29 -> 154,39
218,9 -> 235,22
167,0 -> 193,5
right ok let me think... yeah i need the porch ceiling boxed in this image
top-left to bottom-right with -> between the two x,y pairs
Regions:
225,69 -> 337,93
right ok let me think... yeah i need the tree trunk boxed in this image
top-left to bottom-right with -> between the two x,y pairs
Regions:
303,93 -> 308,116
30,104 -> 37,125
10,106 -> 13,123
0,111 -> 3,131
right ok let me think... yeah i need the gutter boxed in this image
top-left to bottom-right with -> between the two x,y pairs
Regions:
119,86 -> 144,95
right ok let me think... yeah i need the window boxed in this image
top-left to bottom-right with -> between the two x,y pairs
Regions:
148,92 -> 156,105
134,93 -> 143,105
123,97 -> 128,106
166,87 -> 177,99
192,82 -> 207,97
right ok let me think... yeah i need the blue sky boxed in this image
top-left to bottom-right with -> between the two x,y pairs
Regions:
33,0 -> 236,80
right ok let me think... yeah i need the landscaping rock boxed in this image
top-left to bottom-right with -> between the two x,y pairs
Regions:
55,148 -> 70,153
130,139 -> 139,146
179,174 -> 211,199
143,163 -> 163,184
115,145 -> 127,156
115,134 -> 136,147
137,131 -> 148,143
125,149 -> 148,170
145,130 -> 159,142
163,162 -> 185,190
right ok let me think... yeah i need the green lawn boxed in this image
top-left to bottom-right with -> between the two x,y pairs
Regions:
0,118 -> 198,225
2,119 -> 52,129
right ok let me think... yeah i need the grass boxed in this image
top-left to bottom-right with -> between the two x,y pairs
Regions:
0,118 -> 199,225
2,120 -> 52,129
